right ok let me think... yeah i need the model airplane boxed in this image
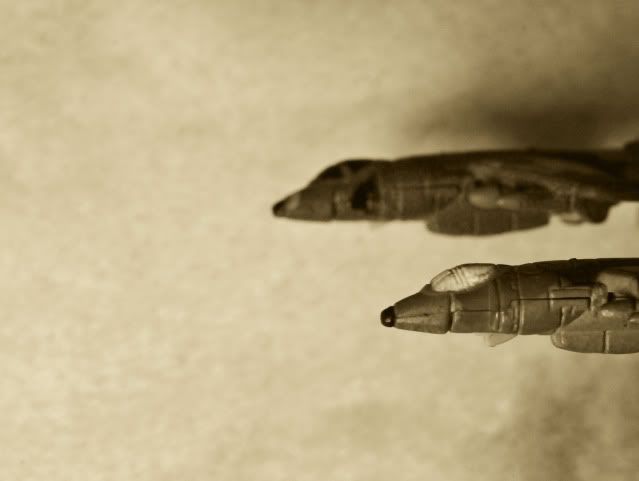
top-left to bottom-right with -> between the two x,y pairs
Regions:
380,258 -> 639,353
273,140 -> 639,235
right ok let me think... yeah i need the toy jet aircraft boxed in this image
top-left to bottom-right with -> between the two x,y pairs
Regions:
380,258 -> 639,354
273,140 -> 639,235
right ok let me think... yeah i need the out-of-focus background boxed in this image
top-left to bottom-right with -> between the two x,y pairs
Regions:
1,1 -> 638,480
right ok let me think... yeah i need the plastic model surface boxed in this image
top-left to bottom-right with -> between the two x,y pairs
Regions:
273,141 -> 639,235
380,258 -> 639,353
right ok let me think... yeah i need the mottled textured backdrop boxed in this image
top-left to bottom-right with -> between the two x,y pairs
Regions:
1,1 -> 638,480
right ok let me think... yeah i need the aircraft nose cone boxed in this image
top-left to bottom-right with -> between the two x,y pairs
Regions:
272,199 -> 286,216
380,306 -> 396,327
272,193 -> 303,218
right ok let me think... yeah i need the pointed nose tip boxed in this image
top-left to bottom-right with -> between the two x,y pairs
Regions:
380,306 -> 396,327
272,199 -> 285,216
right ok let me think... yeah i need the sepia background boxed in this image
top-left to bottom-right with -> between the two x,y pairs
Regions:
1,1 -> 639,480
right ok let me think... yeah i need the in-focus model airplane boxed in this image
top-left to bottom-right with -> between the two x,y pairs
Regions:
273,140 -> 639,235
380,258 -> 639,354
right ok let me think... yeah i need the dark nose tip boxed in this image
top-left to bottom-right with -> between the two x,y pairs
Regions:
380,306 -> 396,327
272,199 -> 285,216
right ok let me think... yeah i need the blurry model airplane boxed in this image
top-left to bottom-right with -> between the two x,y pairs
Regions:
273,140 -> 639,235
380,258 -> 639,354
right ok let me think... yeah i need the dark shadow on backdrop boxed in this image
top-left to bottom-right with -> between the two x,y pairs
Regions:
405,43 -> 639,148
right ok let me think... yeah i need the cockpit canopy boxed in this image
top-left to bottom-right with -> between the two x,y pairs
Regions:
430,263 -> 497,292
314,159 -> 375,181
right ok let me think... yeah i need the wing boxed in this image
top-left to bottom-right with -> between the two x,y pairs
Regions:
468,156 -> 639,202
551,272 -> 639,353
466,178 -> 615,224
425,197 -> 549,235
551,329 -> 639,354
